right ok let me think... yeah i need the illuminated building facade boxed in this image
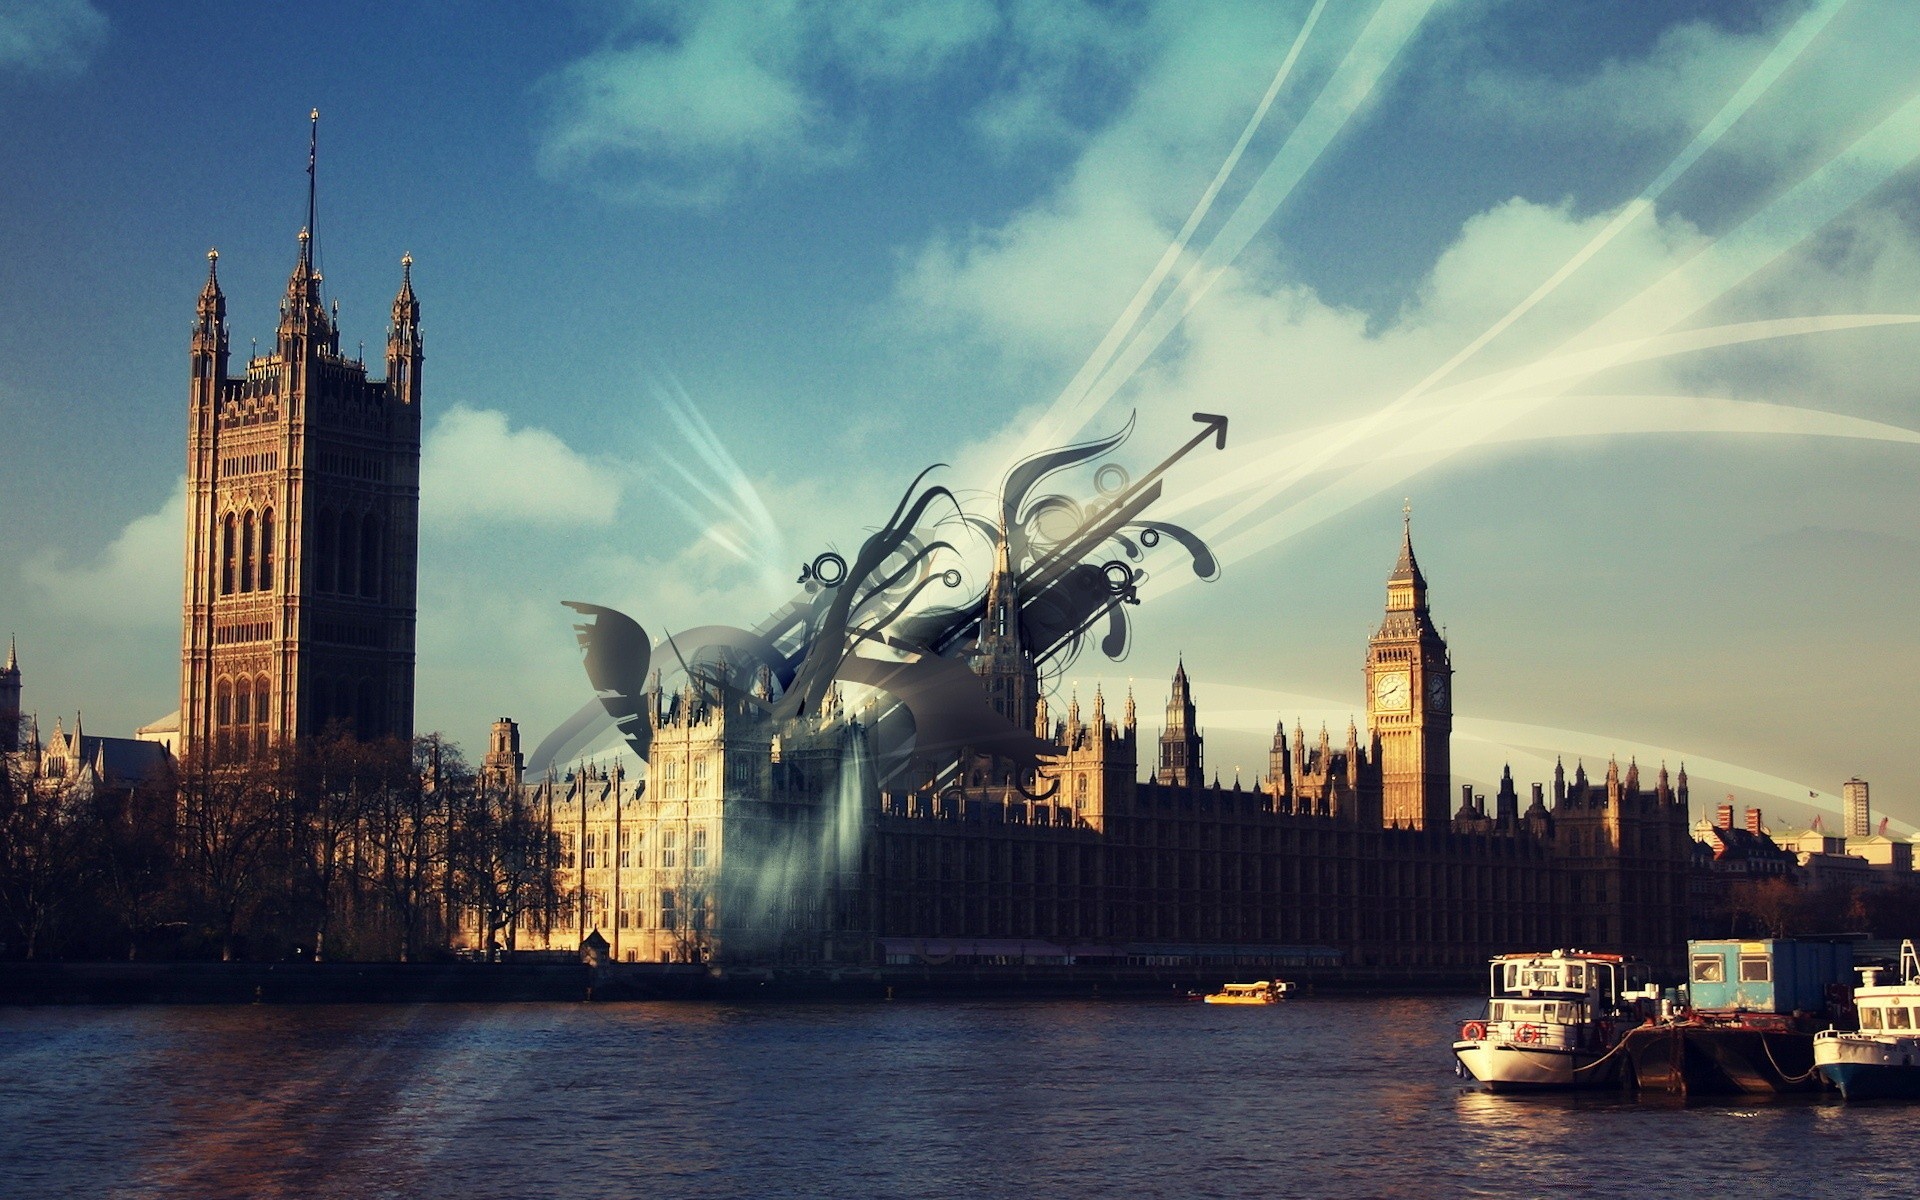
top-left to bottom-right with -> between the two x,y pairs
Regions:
509,523 -> 1693,972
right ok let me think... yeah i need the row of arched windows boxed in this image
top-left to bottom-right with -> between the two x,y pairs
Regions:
315,676 -> 384,740
314,510 -> 384,600
219,509 -> 275,595
214,674 -> 271,760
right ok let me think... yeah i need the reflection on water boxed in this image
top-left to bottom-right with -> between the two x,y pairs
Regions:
2,996 -> 1915,1199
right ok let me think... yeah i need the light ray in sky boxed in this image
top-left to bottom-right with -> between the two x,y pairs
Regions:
1194,313 -> 1920,539
1014,0 -> 1440,463
1033,0 -> 1331,453
1194,67 -> 1920,557
649,373 -> 790,601
1399,0 -> 1847,405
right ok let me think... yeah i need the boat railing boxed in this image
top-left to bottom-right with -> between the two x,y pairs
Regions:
1491,1019 -> 1582,1051
1901,939 -> 1917,985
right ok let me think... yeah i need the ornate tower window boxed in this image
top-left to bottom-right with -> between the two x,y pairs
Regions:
260,509 -> 275,589
317,511 -> 337,593
359,513 -> 381,599
339,516 -> 360,597
221,515 -> 237,595
240,511 -> 256,592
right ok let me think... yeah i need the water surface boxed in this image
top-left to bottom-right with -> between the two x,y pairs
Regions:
2,996 -> 1912,1198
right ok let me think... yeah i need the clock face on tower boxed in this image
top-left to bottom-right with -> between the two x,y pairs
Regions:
1427,673 -> 1448,709
1374,670 -> 1411,712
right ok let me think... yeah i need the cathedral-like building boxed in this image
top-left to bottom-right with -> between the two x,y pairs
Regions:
175,208 -> 422,758
499,520 -> 1694,973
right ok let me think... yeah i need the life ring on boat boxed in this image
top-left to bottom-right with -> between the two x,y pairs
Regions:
1462,1020 -> 1487,1041
1515,1023 -> 1543,1044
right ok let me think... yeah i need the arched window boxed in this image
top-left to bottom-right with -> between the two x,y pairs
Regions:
317,511 -> 337,592
240,511 -> 256,592
215,678 -> 233,727
220,514 -> 236,595
259,509 -> 275,590
339,514 -> 360,597
359,513 -> 381,599
254,675 -> 271,754
234,677 -> 252,760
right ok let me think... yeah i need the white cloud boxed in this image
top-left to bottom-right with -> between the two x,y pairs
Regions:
0,0 -> 105,75
421,406 -> 625,530
1460,4 -> 1920,183
540,0 -> 1003,203
23,475 -> 182,629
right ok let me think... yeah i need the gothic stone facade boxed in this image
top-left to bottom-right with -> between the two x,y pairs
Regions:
505,524 -> 1692,972
180,234 -> 421,758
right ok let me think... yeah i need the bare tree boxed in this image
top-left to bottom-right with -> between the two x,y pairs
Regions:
360,736 -> 457,962
293,731 -> 382,961
0,760 -> 87,959
452,769 -> 564,959
175,747 -> 290,961
85,776 -> 176,961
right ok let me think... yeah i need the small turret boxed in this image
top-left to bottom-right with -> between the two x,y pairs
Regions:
193,249 -> 229,382
0,634 -> 20,755
387,252 -> 423,404
1495,764 -> 1519,824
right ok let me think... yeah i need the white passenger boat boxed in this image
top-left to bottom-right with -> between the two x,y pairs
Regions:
1454,949 -> 1658,1091
1814,940 -> 1920,1100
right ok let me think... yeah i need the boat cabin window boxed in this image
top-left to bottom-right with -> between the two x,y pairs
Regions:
1738,955 -> 1771,984
1505,962 -> 1569,992
1861,1008 -> 1883,1031
1887,1007 -> 1913,1031
1490,1000 -> 1582,1024
1565,964 -> 1587,990
1691,955 -> 1725,984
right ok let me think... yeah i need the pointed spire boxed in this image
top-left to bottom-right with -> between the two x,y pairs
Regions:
1124,685 -> 1136,731
4,633 -> 16,673
1091,683 -> 1105,727
1389,499 -> 1426,588
199,248 -> 223,308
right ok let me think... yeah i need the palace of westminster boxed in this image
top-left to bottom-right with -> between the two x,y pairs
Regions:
35,193 -> 1917,978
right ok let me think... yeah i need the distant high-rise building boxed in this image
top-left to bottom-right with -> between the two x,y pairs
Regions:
1844,777 -> 1871,839
178,119 -> 421,758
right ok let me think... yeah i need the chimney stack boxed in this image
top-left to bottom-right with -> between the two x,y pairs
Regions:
1746,807 -> 1763,836
1717,800 -> 1734,829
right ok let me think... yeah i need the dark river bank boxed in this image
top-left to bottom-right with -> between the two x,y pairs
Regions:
2,996 -> 1913,1199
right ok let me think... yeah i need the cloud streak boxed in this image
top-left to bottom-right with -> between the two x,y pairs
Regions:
0,0 -> 105,76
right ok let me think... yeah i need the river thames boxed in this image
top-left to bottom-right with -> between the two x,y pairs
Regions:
3,995 -> 1915,1198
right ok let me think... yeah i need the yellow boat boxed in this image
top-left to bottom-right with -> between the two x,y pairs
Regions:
1203,980 -> 1295,1005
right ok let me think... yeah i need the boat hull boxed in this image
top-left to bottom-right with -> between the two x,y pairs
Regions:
1815,1035 -> 1920,1100
1620,1025 -> 1823,1094
1454,1040 -> 1622,1091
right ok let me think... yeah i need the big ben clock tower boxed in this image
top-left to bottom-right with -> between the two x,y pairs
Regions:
1365,506 -> 1451,830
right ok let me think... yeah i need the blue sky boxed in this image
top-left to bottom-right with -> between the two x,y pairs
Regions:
4,0 -> 1919,828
